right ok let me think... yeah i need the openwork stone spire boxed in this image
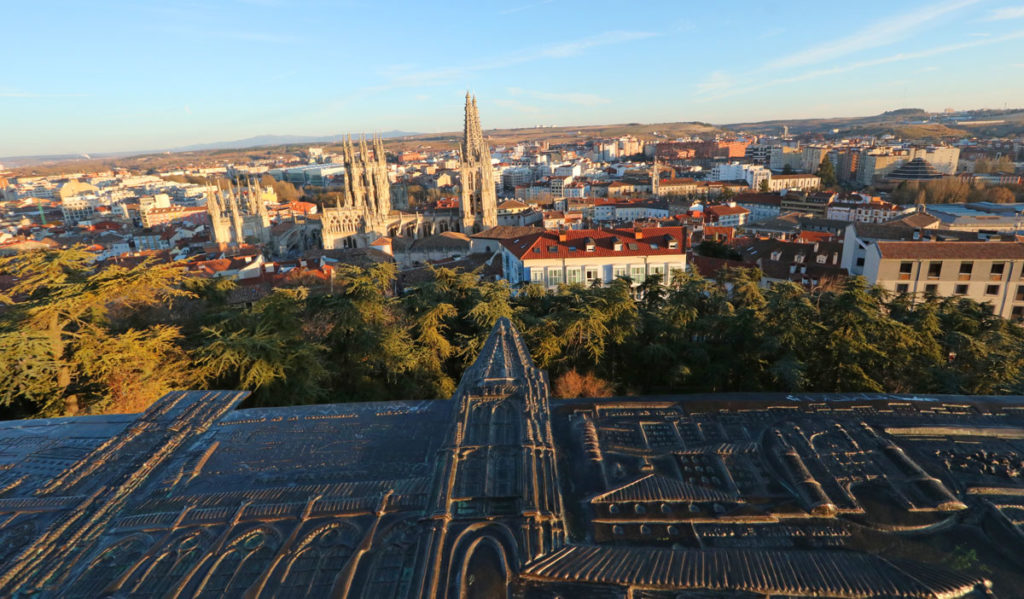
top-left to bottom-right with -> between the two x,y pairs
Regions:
459,93 -> 497,233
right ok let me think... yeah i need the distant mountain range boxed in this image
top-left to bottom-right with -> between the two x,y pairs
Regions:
167,130 -> 420,152
0,130 -> 420,168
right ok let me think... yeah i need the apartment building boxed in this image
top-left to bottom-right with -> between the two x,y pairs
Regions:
779,190 -> 833,217
767,173 -> 820,193
732,192 -> 782,223
705,204 -> 750,228
826,198 -> 905,224
501,226 -> 687,290
864,241 -> 1024,320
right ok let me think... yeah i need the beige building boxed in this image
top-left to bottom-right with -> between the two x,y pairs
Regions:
864,241 -> 1024,320
501,226 -> 687,290
768,173 -> 820,193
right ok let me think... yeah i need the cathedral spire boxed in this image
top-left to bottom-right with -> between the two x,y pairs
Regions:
459,93 -> 497,232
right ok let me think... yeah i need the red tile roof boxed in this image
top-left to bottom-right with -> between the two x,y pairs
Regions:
706,205 -> 750,217
502,227 -> 686,260
876,241 -> 1024,260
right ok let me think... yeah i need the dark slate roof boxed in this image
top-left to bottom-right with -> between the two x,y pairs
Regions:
522,546 -> 983,597
887,157 -> 943,181
590,474 -> 737,504
469,225 -> 543,239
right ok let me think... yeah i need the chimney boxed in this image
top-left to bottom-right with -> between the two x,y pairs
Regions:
635,227 -> 644,240
558,227 -> 567,243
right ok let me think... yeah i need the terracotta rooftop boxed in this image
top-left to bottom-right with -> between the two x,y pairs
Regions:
502,226 -> 686,260
876,241 -> 1024,260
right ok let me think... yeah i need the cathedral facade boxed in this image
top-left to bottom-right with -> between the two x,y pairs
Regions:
321,95 -> 499,250
205,178 -> 272,247
0,319 -> 1012,598
205,96 -> 499,255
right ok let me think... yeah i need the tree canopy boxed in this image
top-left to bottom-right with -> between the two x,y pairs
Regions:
1,248 -> 1022,419
816,157 -> 837,188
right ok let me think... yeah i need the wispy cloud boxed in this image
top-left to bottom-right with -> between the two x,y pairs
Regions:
507,87 -> 609,106
982,5 -> 1024,20
368,30 -> 658,92
766,0 -> 980,70
494,99 -> 541,113
695,71 -> 733,94
541,31 -> 657,58
696,28 -> 1024,102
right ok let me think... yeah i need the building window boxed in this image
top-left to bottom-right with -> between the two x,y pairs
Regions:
986,284 -> 999,296
630,265 -> 646,283
896,284 -> 909,294
1017,285 -> 1024,302
530,269 -> 544,284
856,257 -> 865,267
1013,306 -> 1024,322
959,261 -> 973,280
899,261 -> 912,280
991,262 -> 1006,281
585,267 -> 600,283
613,266 -> 627,280
925,284 -> 937,295
566,268 -> 582,285
547,269 -> 562,286
927,261 -> 942,279
955,284 -> 968,295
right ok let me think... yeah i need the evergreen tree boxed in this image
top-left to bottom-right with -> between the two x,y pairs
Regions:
816,156 -> 837,187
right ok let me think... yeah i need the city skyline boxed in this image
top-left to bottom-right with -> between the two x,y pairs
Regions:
3,0 -> 1024,156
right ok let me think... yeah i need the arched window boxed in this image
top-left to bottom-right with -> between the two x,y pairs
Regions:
456,451 -> 487,498
466,404 -> 490,446
196,529 -> 279,598
74,536 -> 148,597
491,402 -> 519,445
364,542 -> 418,599
131,532 -> 204,597
491,450 -> 519,498
278,526 -> 355,596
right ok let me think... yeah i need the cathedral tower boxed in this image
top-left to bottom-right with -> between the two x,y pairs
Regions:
459,94 -> 498,233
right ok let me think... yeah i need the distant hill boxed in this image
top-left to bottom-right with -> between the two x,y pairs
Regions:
721,108 -> 1024,139
169,130 -> 419,153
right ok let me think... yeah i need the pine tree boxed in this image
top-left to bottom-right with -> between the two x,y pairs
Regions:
816,157 -> 837,188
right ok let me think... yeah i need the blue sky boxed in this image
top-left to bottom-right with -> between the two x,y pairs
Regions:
2,0 -> 1024,156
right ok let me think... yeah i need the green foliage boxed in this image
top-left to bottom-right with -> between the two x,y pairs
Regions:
973,155 -> 1015,174
890,179 -> 1022,205
272,180 -> 301,202
758,179 -> 770,192
2,249 -> 1024,419
695,240 -> 742,260
816,157 -> 837,188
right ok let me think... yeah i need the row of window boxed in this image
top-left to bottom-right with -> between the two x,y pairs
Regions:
894,283 -> 1024,301
898,260 -> 1016,281
530,264 -> 677,286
